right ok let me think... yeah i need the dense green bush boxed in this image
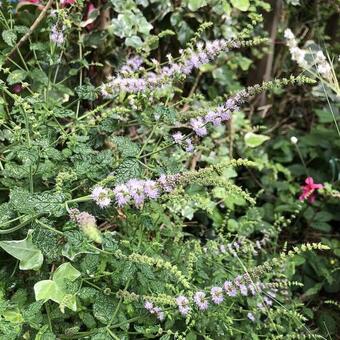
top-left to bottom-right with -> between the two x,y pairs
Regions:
0,0 -> 339,339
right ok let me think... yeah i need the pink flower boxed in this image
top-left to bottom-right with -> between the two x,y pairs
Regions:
60,0 -> 76,7
13,84 -> 23,93
20,0 -> 40,3
299,177 -> 323,203
84,3 -> 96,31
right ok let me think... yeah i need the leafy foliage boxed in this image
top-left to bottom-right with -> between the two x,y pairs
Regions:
0,0 -> 338,339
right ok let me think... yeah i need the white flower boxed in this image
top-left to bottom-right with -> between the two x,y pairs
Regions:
317,62 -> 332,77
284,28 -> 295,40
315,50 -> 326,63
290,136 -> 298,144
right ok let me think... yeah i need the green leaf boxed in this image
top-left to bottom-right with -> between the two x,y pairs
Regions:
244,132 -> 270,148
2,30 -> 17,47
34,280 -> 63,303
314,211 -> 333,222
114,158 -> 141,184
53,263 -> 81,290
303,283 -> 323,297
0,230 -> 43,270
9,188 -> 66,217
125,35 -> 143,48
7,70 -> 27,85
230,0 -> 250,11
187,0 -> 207,11
111,136 -> 140,157
34,263 -> 81,312
310,221 -> 331,232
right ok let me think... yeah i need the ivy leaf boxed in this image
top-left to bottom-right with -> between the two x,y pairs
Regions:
53,263 -> 81,290
114,158 -> 141,184
244,132 -> 270,148
34,280 -> 63,303
2,30 -> 17,47
0,230 -> 43,270
230,0 -> 250,11
34,263 -> 81,312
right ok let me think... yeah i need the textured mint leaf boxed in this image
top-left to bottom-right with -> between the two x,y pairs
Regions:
153,105 -> 177,123
9,188 -> 66,217
75,83 -> 98,101
0,203 -> 15,226
2,30 -> 17,47
93,294 -> 115,324
114,158 -> 141,184
111,136 -> 140,157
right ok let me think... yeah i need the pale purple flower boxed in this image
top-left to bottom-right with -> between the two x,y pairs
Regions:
264,296 -> 273,306
193,291 -> 208,311
239,284 -> 248,296
158,174 -> 180,192
144,301 -> 154,311
248,284 -> 257,296
172,132 -> 183,144
234,275 -> 243,286
211,287 -> 224,304
185,138 -> 194,153
120,56 -> 143,74
190,117 -> 207,137
127,179 -> 145,207
76,211 -> 96,228
220,245 -> 226,253
153,307 -> 165,321
91,186 -> 111,208
247,312 -> 255,322
113,184 -> 131,207
143,180 -> 159,199
50,25 -> 64,46
257,302 -> 265,311
224,281 -> 237,297
176,296 -> 190,316
144,301 -> 165,321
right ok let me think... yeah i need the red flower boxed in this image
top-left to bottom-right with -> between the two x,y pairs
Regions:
299,177 -> 323,203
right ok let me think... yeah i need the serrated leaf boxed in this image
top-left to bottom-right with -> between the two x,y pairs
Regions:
0,230 -> 43,270
244,132 -> 270,148
9,188 -> 66,217
2,30 -> 17,47
7,70 -> 27,85
114,158 -> 141,184
93,295 -> 115,324
111,136 -> 140,157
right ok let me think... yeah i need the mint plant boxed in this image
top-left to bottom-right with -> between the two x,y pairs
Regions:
0,1 -> 336,339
